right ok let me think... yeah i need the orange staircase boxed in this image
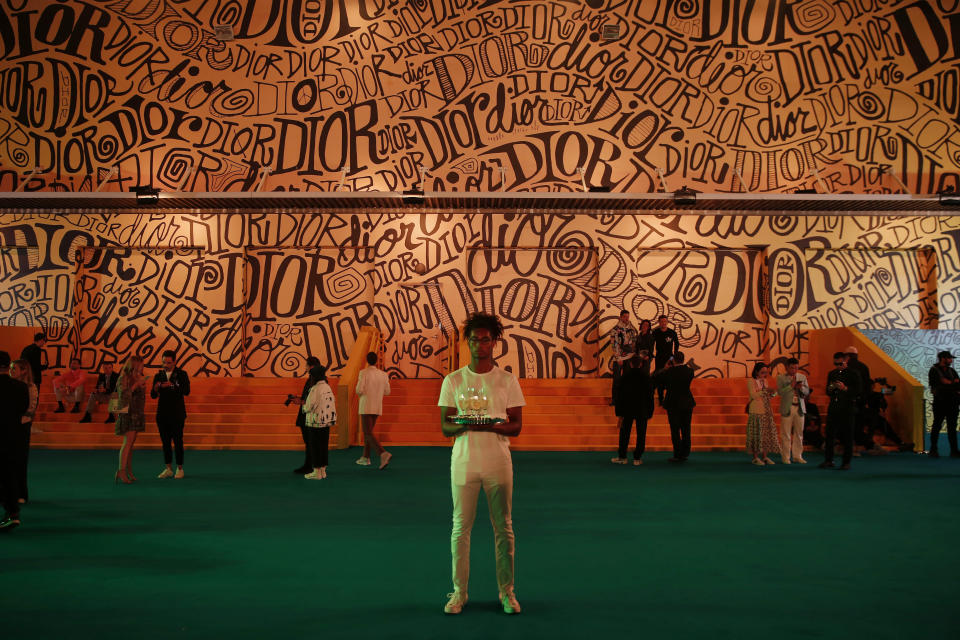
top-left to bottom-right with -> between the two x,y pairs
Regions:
31,376 -> 752,452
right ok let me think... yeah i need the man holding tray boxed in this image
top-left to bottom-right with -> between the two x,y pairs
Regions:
438,312 -> 525,616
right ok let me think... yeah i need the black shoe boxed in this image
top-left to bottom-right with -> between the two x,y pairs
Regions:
70,403 -> 81,413
0,516 -> 20,532
950,452 -> 960,458
105,414 -> 115,423
667,457 -> 682,463
818,462 -> 835,468
293,466 -> 311,474
839,464 -> 851,470
54,404 -> 65,413
929,450 -> 940,458
79,412 -> 92,423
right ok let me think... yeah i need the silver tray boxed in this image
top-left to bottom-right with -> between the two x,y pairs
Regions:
449,415 -> 505,425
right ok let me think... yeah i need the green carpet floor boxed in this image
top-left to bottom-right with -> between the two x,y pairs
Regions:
3,446 -> 958,639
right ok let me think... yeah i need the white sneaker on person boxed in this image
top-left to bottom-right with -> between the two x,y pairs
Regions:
500,591 -> 522,614
304,470 -> 321,480
610,457 -> 627,464
157,468 -> 174,479
174,468 -> 185,479
356,457 -> 371,466
444,591 -> 467,614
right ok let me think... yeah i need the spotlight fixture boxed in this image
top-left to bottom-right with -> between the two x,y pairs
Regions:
131,186 -> 160,204
402,189 -> 425,205
588,185 -> 611,193
673,186 -> 697,205
794,188 -> 818,194
939,188 -> 960,207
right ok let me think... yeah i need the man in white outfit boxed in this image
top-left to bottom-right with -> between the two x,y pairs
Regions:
776,357 -> 809,464
438,312 -> 525,616
355,351 -> 392,469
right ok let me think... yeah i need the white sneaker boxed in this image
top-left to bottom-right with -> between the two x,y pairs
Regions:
356,457 -> 371,466
500,591 -> 522,614
304,470 -> 321,480
174,468 -> 185,479
796,458 -> 808,464
157,468 -> 174,479
444,592 -> 467,614
610,457 -> 627,464
379,451 -> 392,469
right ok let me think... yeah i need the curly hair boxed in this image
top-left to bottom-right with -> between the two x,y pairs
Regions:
462,312 -> 504,341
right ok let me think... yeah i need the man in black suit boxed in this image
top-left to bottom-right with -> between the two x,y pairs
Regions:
654,351 -> 696,462
287,356 -> 321,474
928,350 -> 960,458
151,350 -> 191,479
19,332 -> 48,387
821,352 -> 862,470
79,361 -> 120,424
652,315 -> 680,405
0,350 -> 31,531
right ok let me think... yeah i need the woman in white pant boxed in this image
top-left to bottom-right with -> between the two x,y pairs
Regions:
439,312 -> 525,616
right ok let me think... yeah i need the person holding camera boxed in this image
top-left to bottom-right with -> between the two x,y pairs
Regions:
287,356 -> 321,474
151,351 -> 191,479
821,352 -> 862,470
776,358 -> 809,464
863,378 -> 904,449
928,350 -> 960,458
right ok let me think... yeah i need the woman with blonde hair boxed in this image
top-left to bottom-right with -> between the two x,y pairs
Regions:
114,356 -> 146,483
10,359 -> 38,503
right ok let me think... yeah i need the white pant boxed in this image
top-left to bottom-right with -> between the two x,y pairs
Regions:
781,406 -> 805,462
54,382 -> 84,403
450,459 -> 515,597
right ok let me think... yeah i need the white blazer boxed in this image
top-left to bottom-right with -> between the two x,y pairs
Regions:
356,366 -> 391,415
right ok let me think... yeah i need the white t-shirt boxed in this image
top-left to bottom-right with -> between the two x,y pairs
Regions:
438,365 -> 526,470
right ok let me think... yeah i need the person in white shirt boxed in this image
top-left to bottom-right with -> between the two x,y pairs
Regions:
302,365 -> 337,480
356,351 -> 393,469
776,357 -> 809,464
438,312 -> 525,616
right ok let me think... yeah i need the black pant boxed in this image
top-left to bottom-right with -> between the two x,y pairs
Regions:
14,422 -> 30,502
158,417 -> 185,466
825,411 -> 855,465
306,427 -> 330,468
667,406 -> 692,459
611,362 -> 622,404
618,416 -> 648,460
930,402 -> 959,454
0,425 -> 28,517
654,357 -> 670,402
298,424 -> 311,468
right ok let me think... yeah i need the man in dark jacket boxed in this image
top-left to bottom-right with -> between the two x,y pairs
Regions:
654,351 -> 696,462
151,350 -> 191,479
79,361 -> 120,424
821,352 -> 862,470
19,333 -> 48,387
0,350 -> 30,531
612,350 -> 655,465
928,350 -> 960,458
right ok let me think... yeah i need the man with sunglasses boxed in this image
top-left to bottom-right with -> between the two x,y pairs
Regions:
821,352 -> 862,470
438,312 -> 525,616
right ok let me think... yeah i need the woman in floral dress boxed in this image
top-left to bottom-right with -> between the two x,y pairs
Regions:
746,362 -> 780,466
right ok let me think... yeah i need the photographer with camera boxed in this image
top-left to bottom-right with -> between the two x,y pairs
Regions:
820,352 -> 862,470
862,378 -> 905,451
287,356 -> 321,474
927,351 -> 960,458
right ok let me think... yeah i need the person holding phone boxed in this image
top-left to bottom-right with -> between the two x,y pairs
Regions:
151,351 -> 191,479
114,356 -> 146,484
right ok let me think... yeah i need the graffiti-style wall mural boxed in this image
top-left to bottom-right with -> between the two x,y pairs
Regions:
1,0 -> 959,194
2,212 -> 959,378
861,329 -> 960,428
